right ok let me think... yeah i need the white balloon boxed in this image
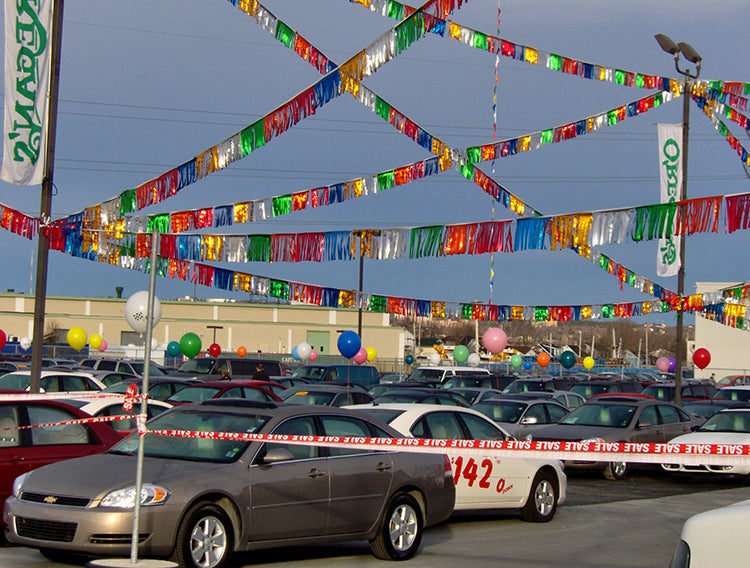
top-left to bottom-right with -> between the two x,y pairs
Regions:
19,337 -> 31,350
428,353 -> 440,366
467,353 -> 481,367
125,291 -> 162,334
296,341 -> 312,360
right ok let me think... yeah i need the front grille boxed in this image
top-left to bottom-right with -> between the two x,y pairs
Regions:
21,492 -> 90,507
90,533 -> 150,545
16,517 -> 76,542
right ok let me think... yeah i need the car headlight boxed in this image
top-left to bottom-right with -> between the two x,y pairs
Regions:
99,485 -> 170,508
12,472 -> 29,498
581,437 -> 605,444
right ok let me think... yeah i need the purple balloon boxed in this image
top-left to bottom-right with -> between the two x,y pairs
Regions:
668,357 -> 677,372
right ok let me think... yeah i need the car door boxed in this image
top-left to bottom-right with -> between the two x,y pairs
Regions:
630,405 -> 665,443
657,404 -> 693,440
514,403 -> 548,439
321,414 -> 394,535
0,404 -> 25,505
248,415 -> 330,541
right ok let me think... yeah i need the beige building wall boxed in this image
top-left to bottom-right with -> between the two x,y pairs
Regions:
0,293 -> 405,359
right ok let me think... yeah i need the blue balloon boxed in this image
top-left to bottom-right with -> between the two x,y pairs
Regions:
337,330 -> 361,359
291,345 -> 300,361
523,360 -> 532,370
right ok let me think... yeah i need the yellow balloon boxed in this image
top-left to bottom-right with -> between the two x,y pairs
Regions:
583,356 -> 595,370
366,347 -> 377,362
89,333 -> 103,350
67,327 -> 87,351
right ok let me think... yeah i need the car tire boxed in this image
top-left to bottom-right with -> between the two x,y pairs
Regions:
172,502 -> 234,568
369,493 -> 423,560
603,461 -> 628,481
520,470 -> 558,522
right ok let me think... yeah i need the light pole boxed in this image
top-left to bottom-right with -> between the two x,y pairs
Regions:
655,33 -> 702,404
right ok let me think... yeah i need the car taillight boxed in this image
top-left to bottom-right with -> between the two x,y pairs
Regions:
444,454 -> 453,478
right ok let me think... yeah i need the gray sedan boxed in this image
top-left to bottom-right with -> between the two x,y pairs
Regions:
4,400 -> 455,567
473,398 -> 570,439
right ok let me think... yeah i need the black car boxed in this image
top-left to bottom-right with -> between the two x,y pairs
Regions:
570,380 -> 644,400
170,357 -> 284,380
640,381 -> 718,403
682,399 -> 750,422
102,376 -> 199,401
281,384 -> 374,406
374,388 -> 470,407
441,374 -> 516,391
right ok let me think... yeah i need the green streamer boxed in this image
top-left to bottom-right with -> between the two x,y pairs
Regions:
377,171 -> 395,190
147,214 -> 169,234
120,190 -> 136,215
247,235 -> 270,262
272,195 -> 293,217
275,21 -> 294,48
269,279 -> 290,299
370,295 -> 387,312
548,54 -> 561,71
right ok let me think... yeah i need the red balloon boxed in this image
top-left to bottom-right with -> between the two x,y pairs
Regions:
693,347 -> 711,370
208,343 -> 221,357
0,329 -> 5,351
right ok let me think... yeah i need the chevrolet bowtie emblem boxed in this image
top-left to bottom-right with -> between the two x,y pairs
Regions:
43,496 -> 57,504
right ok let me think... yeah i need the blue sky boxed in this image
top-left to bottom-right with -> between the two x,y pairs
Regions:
0,0 -> 748,326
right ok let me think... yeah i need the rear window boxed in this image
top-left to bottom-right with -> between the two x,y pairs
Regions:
409,368 -> 443,381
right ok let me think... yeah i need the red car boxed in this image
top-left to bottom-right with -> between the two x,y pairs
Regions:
164,380 -> 284,405
0,395 -> 123,518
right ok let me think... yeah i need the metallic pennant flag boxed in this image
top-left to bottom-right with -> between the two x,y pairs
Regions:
656,123 -> 682,277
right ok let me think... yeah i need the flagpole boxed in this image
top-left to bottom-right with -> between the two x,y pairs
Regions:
29,0 -> 65,394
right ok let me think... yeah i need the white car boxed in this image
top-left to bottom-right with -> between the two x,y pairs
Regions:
670,499 -> 750,567
62,396 -> 173,435
0,370 -> 106,393
661,408 -> 750,476
349,403 -> 566,522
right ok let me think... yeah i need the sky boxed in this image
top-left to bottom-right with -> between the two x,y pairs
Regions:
0,0 -> 748,327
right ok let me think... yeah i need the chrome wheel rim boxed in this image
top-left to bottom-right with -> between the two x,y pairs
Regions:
190,515 -> 227,568
389,503 -> 418,552
612,462 -> 627,477
534,480 -> 555,516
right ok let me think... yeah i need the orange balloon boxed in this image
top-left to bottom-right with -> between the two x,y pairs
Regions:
537,352 -> 551,367
237,346 -> 247,357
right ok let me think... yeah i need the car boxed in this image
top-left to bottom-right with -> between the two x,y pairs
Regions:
280,384 -> 374,406
0,397 -> 123,519
531,398 -> 701,480
0,359 -> 29,376
473,398 -> 570,439
569,379 -> 644,399
4,400 -> 456,565
682,399 -> 750,422
502,376 -> 573,394
716,374 -> 750,387
102,376 -> 199,401
640,381 -> 718,403
441,373 -> 517,391
266,376 -> 309,389
661,409 -> 750,478
40,357 -> 81,369
80,358 -> 171,378
374,388 -> 470,407
494,390 -> 587,410
164,380 -> 283,405
369,381 -> 438,398
86,370 -> 139,388
713,385 -> 750,403
59,396 -> 173,436
292,364 -> 379,390
378,371 -> 409,383
168,356 -> 284,381
669,499 -> 750,568
408,366 -> 491,384
0,370 -> 105,393
349,403 -> 566,522
445,387 -> 506,405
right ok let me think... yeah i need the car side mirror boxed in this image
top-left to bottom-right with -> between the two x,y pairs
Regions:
261,447 -> 295,464
520,416 -> 538,425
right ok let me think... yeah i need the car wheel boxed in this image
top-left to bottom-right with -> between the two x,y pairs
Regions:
172,502 -> 234,568
520,470 -> 558,522
369,493 -> 423,560
603,461 -> 628,481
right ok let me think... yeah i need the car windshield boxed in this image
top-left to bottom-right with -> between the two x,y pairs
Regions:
714,389 -> 750,402
503,380 -> 547,393
109,408 -> 270,462
128,362 -> 167,376
559,404 -> 636,428
640,385 -> 676,400
355,407 -> 406,424
409,368 -> 442,382
0,374 -> 29,390
474,401 -> 526,424
167,386 -> 221,402
571,384 -> 612,398
375,393 -> 425,404
103,382 -> 140,393
283,391 -> 336,405
451,389 -> 480,404
177,359 -> 216,375
292,366 -> 329,380
699,411 -> 750,433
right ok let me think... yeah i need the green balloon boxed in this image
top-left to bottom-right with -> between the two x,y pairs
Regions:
559,351 -> 577,369
510,354 -> 523,368
180,332 -> 202,359
453,345 -> 469,364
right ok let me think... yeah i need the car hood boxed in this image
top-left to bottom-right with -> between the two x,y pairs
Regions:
531,423 -> 624,442
19,452 -> 231,499
668,431 -> 750,445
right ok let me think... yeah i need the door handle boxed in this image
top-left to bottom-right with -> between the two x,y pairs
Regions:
307,468 -> 326,478
375,462 -> 392,472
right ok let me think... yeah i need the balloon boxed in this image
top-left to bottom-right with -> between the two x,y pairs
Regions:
404,354 -> 414,365
297,342 -> 312,360
693,348 -> 711,370
309,349 -> 318,362
668,358 -> 677,373
291,345 -> 300,361
482,328 -> 508,354
537,352 -> 550,368
0,329 -> 5,351
656,356 -> 670,372
89,333 -> 103,350
208,343 -> 221,357
19,337 -> 31,350
67,327 -> 87,351
124,291 -> 162,334
428,353 -> 440,366
366,347 -> 377,362
467,353 -> 481,367
180,332 -> 202,359
453,345 -> 469,364
337,331 -> 361,359
523,360 -> 532,370
166,341 -> 181,357
583,356 -> 595,370
353,348 -> 368,365
237,346 -> 247,358
560,351 -> 576,369
510,354 -> 522,368
98,340 -> 108,352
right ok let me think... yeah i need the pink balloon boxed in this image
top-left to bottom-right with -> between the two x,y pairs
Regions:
656,356 -> 669,372
308,349 -> 318,362
98,340 -> 108,352
482,328 -> 507,354
353,348 -> 367,365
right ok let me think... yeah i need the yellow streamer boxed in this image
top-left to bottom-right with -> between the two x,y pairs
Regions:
581,306 -> 592,319
524,48 -> 538,65
449,22 -> 461,40
235,273 -> 252,292
234,203 -> 250,223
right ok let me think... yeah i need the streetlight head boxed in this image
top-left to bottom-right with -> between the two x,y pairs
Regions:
655,33 -> 680,55
678,42 -> 702,64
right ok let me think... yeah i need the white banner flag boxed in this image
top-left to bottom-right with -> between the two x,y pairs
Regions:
656,123 -> 682,278
2,0 -> 54,185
